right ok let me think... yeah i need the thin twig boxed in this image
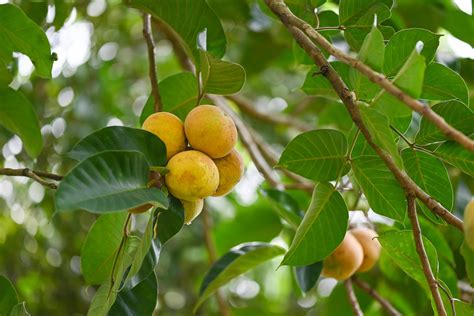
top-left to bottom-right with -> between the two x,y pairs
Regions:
390,125 -> 414,147
352,277 -> 401,316
227,95 -> 313,132
142,13 -> 162,112
264,1 -> 464,232
406,193 -> 447,316
0,168 -> 61,189
344,279 -> 364,316
202,206 -> 230,316
265,0 -> 474,153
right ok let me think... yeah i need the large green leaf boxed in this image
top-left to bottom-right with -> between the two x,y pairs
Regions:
199,50 -> 245,95
295,261 -> 323,293
282,183 -> 348,266
302,62 -> 353,99
55,151 -> 168,214
154,196 -> 184,245
0,87 -> 43,158
461,242 -> 474,286
81,212 -> 128,285
352,156 -> 407,222
359,106 -> 403,167
0,275 -> 18,315
434,138 -> 474,177
109,271 -> 158,316
68,126 -> 167,167
0,4 -> 53,77
126,0 -> 226,61
421,62 -> 469,105
278,129 -> 348,182
443,9 -> 474,47
140,72 -> 199,123
194,242 -> 285,312
416,100 -> 474,144
384,28 -> 440,76
372,49 -> 426,118
349,25 -> 384,100
0,59 -> 12,86
379,230 -> 438,289
260,188 -> 303,229
401,148 -> 453,225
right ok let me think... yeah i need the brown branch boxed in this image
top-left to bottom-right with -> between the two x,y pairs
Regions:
344,279 -> 364,316
352,277 -> 401,316
407,193 -> 447,316
264,0 -> 464,232
226,95 -> 313,132
201,206 -> 230,316
265,0 -> 474,153
0,168 -> 61,189
142,13 -> 162,112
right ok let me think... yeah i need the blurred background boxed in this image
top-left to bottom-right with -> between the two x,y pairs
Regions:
0,0 -> 473,315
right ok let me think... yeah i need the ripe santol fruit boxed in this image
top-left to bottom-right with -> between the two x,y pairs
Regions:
321,233 -> 364,281
142,112 -> 187,160
212,149 -> 244,196
165,150 -> 219,202
184,105 -> 238,159
464,199 -> 474,250
350,227 -> 381,272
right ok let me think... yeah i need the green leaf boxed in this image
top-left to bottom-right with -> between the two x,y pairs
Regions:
372,49 -> 426,118
109,271 -> 158,316
416,100 -> 474,144
434,138 -> 474,177
279,129 -> 348,182
140,72 -> 199,123
419,218 -> 454,266
461,242 -> 474,286
359,106 -> 403,167
9,302 -> 30,316
282,183 -> 348,266
55,151 -> 168,214
155,196 -> 184,245
81,213 -> 129,285
199,50 -> 245,95
302,62 -> 353,98
0,4 -> 53,77
126,0 -> 226,61
0,275 -> 18,315
194,242 -> 285,312
0,59 -> 12,86
384,28 -> 440,76
379,230 -> 438,289
352,156 -> 407,222
349,26 -> 384,100
68,126 -> 167,167
443,9 -> 474,47
0,87 -> 43,158
295,261 -> 322,292
401,148 -> 453,225
260,188 -> 303,229
421,62 -> 469,106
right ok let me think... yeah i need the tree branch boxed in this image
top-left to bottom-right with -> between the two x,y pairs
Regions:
142,13 -> 162,112
352,277 -> 402,316
201,206 -> 230,316
226,95 -> 313,132
344,279 -> 364,316
265,0 -> 474,153
0,168 -> 62,189
264,0 -> 464,232
407,193 -> 447,316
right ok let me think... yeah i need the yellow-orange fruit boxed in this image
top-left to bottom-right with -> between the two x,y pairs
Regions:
321,233 -> 364,281
350,227 -> 381,272
182,199 -> 204,225
464,199 -> 474,250
165,150 -> 219,201
142,112 -> 187,160
184,105 -> 238,158
212,149 -> 244,196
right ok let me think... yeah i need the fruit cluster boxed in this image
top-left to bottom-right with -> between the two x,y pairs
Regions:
321,227 -> 381,281
142,105 -> 244,224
